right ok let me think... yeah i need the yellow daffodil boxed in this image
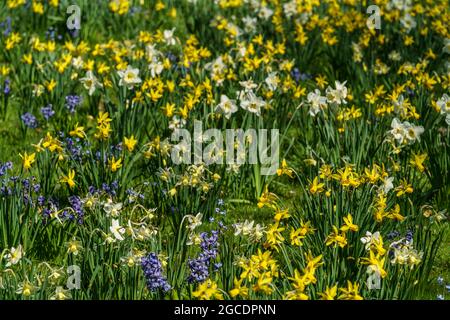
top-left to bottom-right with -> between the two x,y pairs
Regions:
60,169 -> 76,189
19,152 -> 36,171
109,156 -> 123,172
124,135 -> 138,152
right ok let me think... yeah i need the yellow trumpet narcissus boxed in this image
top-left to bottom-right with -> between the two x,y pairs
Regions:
192,279 -> 223,300
124,135 -> 138,152
109,156 -> 123,172
264,222 -> 285,249
340,214 -> 359,232
290,227 -> 306,246
387,204 -> 405,222
46,79 -> 57,92
168,188 -> 177,197
69,123 -> 85,139
315,74 -> 328,89
395,179 -> 414,197
325,226 -> 348,248
252,272 -> 274,295
318,285 -> 338,300
0,65 -> 10,76
338,281 -> 363,300
22,53 -> 32,65
162,103 -> 175,118
60,169 -> 76,189
309,177 -> 325,194
97,112 -> 112,127
361,251 -> 387,278
276,159 -> 294,178
274,209 -> 290,221
257,185 -> 277,209
229,277 -> 248,298
409,153 -> 427,173
19,152 -> 36,171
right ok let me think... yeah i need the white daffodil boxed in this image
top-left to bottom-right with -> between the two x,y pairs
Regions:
382,176 -> 395,194
234,220 -> 255,236
400,13 -> 417,33
67,238 -> 82,256
393,95 -> 407,117
186,212 -> 203,231
215,94 -> 238,119
436,94 -> 450,125
4,244 -> 24,267
79,71 -> 102,96
307,89 -> 327,116
360,231 -> 381,251
168,116 -> 186,130
51,286 -> 72,300
163,28 -> 176,46
117,65 -> 142,88
148,58 -> 164,78
283,0 -> 297,18
326,81 -> 347,105
443,38 -> 450,54
390,118 -> 406,144
187,232 -> 202,246
437,94 -> 450,114
145,44 -> 162,61
240,91 -> 266,116
16,281 -> 36,297
403,122 -> 424,142
72,56 -> 84,69
388,50 -> 401,61
252,224 -> 265,241
239,79 -> 258,92
110,219 -> 125,241
103,199 -> 123,217
242,16 -> 257,32
265,72 -> 279,91
258,6 -> 274,20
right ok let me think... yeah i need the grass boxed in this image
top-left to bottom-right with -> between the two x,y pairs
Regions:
423,228 -> 450,299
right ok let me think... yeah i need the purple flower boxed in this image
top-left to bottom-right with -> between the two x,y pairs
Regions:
3,78 -> 11,95
291,68 -> 301,82
21,112 -> 38,128
405,230 -> 414,243
37,195 -> 45,206
141,253 -> 171,293
64,137 -> 83,162
387,231 -> 400,240
69,196 -> 84,224
0,17 -> 12,36
65,95 -> 82,113
0,161 -> 12,177
187,231 -> 220,284
40,104 -> 55,120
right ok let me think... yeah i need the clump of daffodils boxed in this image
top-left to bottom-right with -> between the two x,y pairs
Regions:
388,118 -> 424,151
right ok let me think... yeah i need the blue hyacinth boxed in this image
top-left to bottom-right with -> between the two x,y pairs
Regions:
141,253 -> 171,293
187,230 -> 220,284
21,112 -> 38,128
